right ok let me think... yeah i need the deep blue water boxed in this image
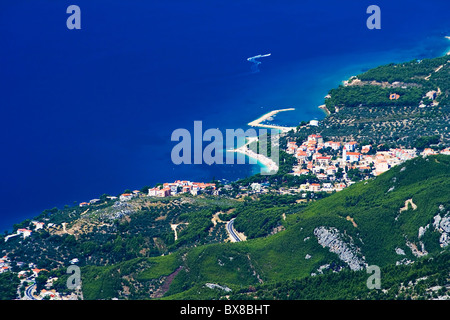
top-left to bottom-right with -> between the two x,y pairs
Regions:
1,0 -> 449,231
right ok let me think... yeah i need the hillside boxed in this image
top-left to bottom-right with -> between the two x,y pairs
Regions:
300,54 -> 450,148
77,155 -> 450,300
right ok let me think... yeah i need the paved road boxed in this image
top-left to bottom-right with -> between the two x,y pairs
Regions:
25,282 -> 37,300
226,218 -> 242,242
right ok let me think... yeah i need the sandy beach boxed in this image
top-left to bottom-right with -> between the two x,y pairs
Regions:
227,136 -> 279,174
318,104 -> 331,116
227,108 -> 299,174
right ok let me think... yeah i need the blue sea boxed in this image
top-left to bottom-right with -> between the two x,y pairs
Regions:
1,0 -> 449,231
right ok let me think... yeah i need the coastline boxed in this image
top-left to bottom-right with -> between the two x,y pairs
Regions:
4,36 -> 450,233
227,136 -> 279,175
446,36 -> 450,55
318,104 -> 331,116
225,108 -> 297,175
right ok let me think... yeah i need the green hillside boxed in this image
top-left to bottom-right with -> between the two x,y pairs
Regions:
80,155 -> 450,300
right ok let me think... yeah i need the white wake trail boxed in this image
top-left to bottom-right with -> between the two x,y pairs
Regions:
247,53 -> 271,73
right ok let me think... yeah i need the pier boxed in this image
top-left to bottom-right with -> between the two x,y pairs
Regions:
247,108 -> 297,133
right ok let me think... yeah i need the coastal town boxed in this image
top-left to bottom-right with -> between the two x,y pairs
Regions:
285,133 -> 450,193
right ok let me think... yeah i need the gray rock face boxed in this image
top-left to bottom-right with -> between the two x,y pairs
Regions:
440,217 -> 450,233
418,225 -> 429,239
432,205 -> 450,248
205,283 -> 232,292
406,240 -> 428,258
107,201 -> 135,220
313,226 -> 367,271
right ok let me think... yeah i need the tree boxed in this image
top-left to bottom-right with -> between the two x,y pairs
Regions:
0,273 -> 20,300
413,135 -> 440,150
100,193 -> 110,201
35,271 -> 50,292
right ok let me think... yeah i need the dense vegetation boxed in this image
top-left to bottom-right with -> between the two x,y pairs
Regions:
0,196 -> 239,270
340,55 -> 449,106
73,155 -> 449,300
229,250 -> 450,300
232,194 -> 305,239
325,85 -> 424,109
0,272 -> 20,300
310,54 -> 450,148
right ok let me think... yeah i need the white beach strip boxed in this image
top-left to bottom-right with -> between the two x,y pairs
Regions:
445,36 -> 450,55
227,137 -> 279,174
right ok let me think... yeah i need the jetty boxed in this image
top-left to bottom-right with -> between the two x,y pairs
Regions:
247,108 -> 297,133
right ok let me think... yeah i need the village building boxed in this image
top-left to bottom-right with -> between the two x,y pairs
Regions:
119,193 -> 133,201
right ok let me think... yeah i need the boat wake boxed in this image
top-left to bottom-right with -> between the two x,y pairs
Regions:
247,53 -> 271,73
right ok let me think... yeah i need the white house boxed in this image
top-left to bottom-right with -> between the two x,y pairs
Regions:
17,228 -> 32,239
325,141 -> 341,150
326,166 -> 337,175
32,221 -> 45,230
308,134 -> 323,144
345,152 -> 361,163
316,156 -> 331,166
317,173 -> 328,180
0,266 -> 10,274
120,193 -> 133,201
157,187 -> 171,197
344,141 -> 358,152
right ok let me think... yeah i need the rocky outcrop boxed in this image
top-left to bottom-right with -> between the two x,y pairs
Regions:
433,205 -> 450,248
205,283 -> 232,292
406,240 -> 428,258
313,226 -> 366,271
416,205 -> 449,248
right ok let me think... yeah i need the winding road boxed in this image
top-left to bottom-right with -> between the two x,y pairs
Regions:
24,277 -> 37,300
226,218 -> 242,242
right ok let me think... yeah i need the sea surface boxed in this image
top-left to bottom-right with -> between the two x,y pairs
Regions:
1,0 -> 449,231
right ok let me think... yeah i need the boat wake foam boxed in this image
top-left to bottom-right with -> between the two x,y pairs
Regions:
247,53 -> 271,73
